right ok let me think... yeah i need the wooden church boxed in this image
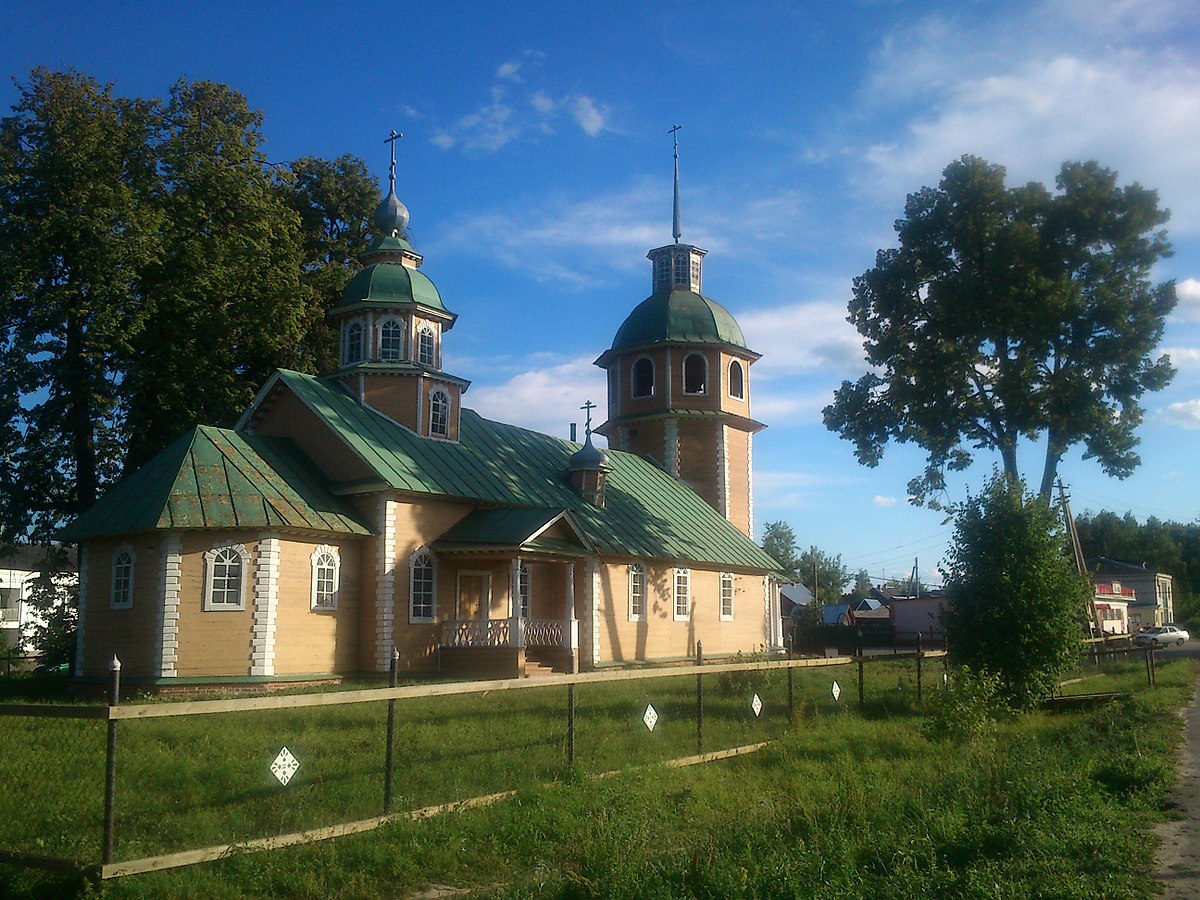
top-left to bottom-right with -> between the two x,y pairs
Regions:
62,141 -> 782,687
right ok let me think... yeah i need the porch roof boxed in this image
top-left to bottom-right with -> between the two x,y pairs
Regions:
431,507 -> 595,558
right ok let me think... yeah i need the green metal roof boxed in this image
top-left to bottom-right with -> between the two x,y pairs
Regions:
60,426 -> 373,541
609,289 -> 749,353
433,508 -> 595,556
274,370 -> 778,571
334,261 -> 446,314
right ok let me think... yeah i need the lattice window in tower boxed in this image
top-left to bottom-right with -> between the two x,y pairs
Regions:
380,319 -> 404,361
346,322 -> 364,365
720,572 -> 734,620
629,563 -> 646,621
417,325 -> 436,367
655,254 -> 670,291
429,389 -> 450,437
673,253 -> 689,286
690,257 -> 702,291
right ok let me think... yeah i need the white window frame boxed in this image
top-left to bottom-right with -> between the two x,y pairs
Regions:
683,353 -> 707,395
110,546 -> 135,610
417,324 -> 436,367
631,356 -> 655,399
429,389 -> 450,437
672,253 -> 688,285
203,543 -> 249,611
720,572 -> 735,621
628,562 -> 646,621
673,567 -> 691,621
379,318 -> 404,361
728,360 -> 744,400
310,545 -> 340,612
345,321 -> 364,365
409,547 -> 436,623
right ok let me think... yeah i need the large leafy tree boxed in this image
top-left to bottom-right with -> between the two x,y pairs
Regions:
760,522 -> 849,602
1,69 -> 378,535
824,155 -> 1176,505
943,473 -> 1090,708
0,69 -> 163,540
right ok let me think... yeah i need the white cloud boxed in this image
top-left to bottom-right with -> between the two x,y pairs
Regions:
496,61 -> 524,82
1162,346 -> 1200,370
530,90 -> 556,114
465,357 -> 608,440
1158,399 -> 1200,429
567,96 -> 609,136
874,495 -> 898,507
1175,278 -> 1200,320
740,301 -> 864,378
856,4 -> 1200,235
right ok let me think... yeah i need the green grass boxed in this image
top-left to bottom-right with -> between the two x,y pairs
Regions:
0,655 -> 1191,898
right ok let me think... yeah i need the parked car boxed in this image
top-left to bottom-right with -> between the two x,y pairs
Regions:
1133,625 -> 1190,647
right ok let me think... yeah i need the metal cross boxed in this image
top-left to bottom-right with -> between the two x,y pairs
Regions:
384,129 -> 403,191
580,400 -> 596,435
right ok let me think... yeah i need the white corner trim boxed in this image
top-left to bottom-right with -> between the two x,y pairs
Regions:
747,435 -> 755,541
250,537 -> 280,677
589,557 -> 601,667
718,424 -> 730,520
376,498 -> 398,671
73,546 -> 88,678
159,534 -> 182,677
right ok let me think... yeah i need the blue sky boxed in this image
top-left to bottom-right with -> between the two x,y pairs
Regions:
4,0 -> 1200,586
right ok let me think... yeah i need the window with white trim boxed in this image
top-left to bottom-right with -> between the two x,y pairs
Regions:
417,324 -> 436,367
632,357 -> 654,398
629,563 -> 646,621
720,572 -> 734,620
429,389 -> 450,437
729,360 -> 744,400
346,322 -> 364,365
203,544 -> 249,611
518,561 -> 530,618
380,319 -> 404,361
655,254 -> 670,291
673,567 -> 690,621
684,353 -> 707,395
673,253 -> 688,285
111,547 -> 135,609
410,548 -> 436,622
311,545 -> 340,611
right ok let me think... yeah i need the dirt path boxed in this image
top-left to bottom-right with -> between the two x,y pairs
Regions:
1152,683 -> 1200,897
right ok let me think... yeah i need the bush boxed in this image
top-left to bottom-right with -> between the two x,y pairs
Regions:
715,650 -> 778,698
922,666 -> 1007,744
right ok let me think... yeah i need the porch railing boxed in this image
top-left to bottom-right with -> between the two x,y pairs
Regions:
440,618 -> 577,649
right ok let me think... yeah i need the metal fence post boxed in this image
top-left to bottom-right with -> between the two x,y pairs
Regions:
695,641 -> 703,756
567,683 -> 576,766
1149,645 -> 1157,686
916,633 -> 923,704
856,629 -> 865,713
102,655 -> 121,866
384,648 -> 399,814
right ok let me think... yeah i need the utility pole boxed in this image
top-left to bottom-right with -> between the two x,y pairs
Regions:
1058,479 -> 1103,640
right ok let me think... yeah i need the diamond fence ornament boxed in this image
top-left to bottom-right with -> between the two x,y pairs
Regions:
832,680 -> 842,702
751,693 -> 763,717
897,676 -> 906,692
271,747 -> 300,786
943,672 -> 949,689
643,703 -> 659,732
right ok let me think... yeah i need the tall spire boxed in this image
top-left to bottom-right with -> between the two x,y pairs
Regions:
669,124 -> 682,243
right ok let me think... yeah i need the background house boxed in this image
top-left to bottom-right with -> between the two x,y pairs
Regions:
0,545 -> 77,653
1086,557 -> 1173,630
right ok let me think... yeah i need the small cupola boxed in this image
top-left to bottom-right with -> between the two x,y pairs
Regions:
567,402 -> 611,507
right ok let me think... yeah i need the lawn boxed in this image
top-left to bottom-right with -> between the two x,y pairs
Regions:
0,654 -> 1191,898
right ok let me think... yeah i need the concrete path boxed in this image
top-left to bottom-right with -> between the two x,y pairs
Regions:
1152,682 -> 1200,897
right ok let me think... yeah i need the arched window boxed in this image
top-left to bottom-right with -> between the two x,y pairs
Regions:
628,563 -> 646,621
672,254 -> 688,285
410,548 -> 436,622
729,360 -> 744,400
380,319 -> 404,361
518,561 -> 530,618
417,324 -> 436,367
111,547 -> 135,609
429,389 -> 450,437
684,353 -> 707,395
346,322 -> 364,365
204,544 -> 248,611
632,357 -> 654,398
311,545 -> 340,611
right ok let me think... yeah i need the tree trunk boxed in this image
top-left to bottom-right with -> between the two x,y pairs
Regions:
1039,436 -> 1065,502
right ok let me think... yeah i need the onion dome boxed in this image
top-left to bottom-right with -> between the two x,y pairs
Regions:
568,433 -> 611,473
609,289 -> 748,353
374,187 -> 410,237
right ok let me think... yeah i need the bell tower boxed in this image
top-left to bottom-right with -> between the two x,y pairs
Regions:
327,130 -> 470,441
594,127 -> 764,538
